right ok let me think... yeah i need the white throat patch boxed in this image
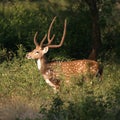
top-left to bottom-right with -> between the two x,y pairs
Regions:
37,59 -> 41,70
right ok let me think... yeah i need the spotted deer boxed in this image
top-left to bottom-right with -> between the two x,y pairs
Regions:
26,17 -> 103,91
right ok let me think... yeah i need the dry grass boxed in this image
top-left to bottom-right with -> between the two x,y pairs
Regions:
0,95 -> 44,120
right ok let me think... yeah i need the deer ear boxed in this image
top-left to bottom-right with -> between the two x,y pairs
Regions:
43,46 -> 49,54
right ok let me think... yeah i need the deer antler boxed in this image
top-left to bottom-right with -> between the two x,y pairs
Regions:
34,32 -> 47,47
40,34 -> 47,47
33,17 -> 57,47
47,17 -> 67,48
47,16 -> 56,45
34,32 -> 39,46
33,17 -> 67,48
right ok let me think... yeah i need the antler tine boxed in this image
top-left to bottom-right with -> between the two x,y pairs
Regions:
34,32 -> 39,46
48,19 -> 67,48
40,34 -> 47,47
47,16 -> 56,45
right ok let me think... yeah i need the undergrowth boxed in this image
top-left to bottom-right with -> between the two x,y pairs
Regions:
0,55 -> 120,120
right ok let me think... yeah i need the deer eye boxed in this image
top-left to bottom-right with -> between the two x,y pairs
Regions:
35,51 -> 39,54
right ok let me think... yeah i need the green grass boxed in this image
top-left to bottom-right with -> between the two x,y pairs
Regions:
0,58 -> 120,120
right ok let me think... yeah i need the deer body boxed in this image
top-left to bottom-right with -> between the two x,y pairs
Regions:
47,60 -> 100,80
26,17 -> 102,91
27,47 -> 101,91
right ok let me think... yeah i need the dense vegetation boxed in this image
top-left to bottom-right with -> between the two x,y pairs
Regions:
0,0 -> 120,120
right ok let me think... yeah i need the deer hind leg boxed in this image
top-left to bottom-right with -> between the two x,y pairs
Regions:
96,65 -> 103,81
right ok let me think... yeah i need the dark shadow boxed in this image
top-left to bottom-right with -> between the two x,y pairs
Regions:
39,95 -> 106,120
39,87 -> 120,120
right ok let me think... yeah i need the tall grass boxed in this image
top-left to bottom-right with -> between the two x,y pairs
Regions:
0,48 -> 120,120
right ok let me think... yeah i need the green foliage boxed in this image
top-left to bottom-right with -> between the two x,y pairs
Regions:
0,47 -> 7,62
0,52 -> 120,120
0,0 -> 120,60
0,1 -> 48,50
0,0 -> 94,60
100,0 -> 120,60
16,44 -> 26,59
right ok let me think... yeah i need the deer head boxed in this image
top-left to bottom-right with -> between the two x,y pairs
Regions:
26,17 -> 67,60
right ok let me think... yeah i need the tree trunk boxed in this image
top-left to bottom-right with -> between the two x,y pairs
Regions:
85,0 -> 101,60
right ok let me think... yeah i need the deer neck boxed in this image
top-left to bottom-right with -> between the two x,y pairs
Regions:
37,57 -> 47,74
